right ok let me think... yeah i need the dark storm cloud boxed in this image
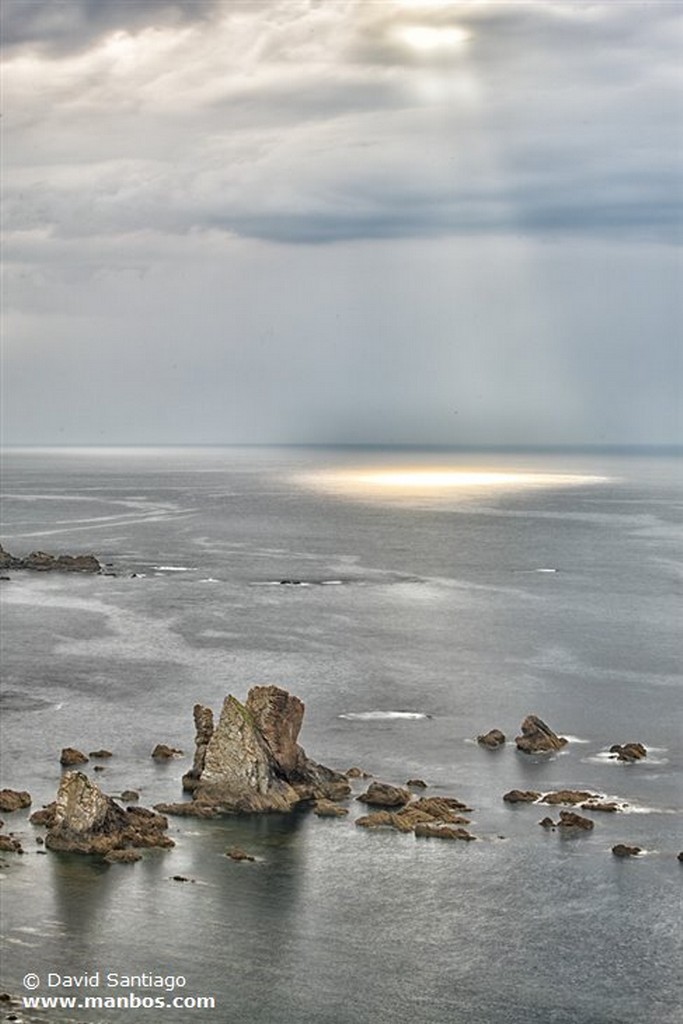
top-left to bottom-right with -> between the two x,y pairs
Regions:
1,0 -> 218,54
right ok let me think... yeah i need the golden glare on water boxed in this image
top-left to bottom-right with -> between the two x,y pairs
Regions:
298,467 -> 610,502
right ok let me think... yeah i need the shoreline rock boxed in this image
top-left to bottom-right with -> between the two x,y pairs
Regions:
0,790 -> 32,813
60,748 -> 89,767
0,543 -> 101,573
477,729 -> 506,749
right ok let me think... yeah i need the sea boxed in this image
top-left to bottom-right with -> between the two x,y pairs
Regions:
0,445 -> 681,1024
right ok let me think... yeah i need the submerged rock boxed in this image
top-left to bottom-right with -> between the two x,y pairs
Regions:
0,544 -> 101,573
226,846 -> 255,862
345,767 -> 371,780
151,744 -> 183,760
105,849 -> 143,864
541,790 -> 599,806
0,834 -> 24,853
313,799 -> 348,817
406,779 -> 428,788
477,729 -> 506,749
89,750 -> 113,759
45,772 -> 174,855
177,686 -> 350,815
60,748 -> 89,767
515,715 -> 568,754
0,790 -> 32,812
414,823 -> 475,841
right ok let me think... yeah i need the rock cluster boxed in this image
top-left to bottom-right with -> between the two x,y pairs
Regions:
43,772 -> 173,856
165,686 -> 350,815
0,544 -> 101,573
0,789 -> 32,812
609,742 -> 647,762
356,795 -> 474,839
477,729 -> 506,749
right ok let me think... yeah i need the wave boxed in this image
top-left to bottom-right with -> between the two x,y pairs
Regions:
339,710 -> 431,721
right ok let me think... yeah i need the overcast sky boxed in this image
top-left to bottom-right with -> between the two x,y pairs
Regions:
2,0 -> 681,446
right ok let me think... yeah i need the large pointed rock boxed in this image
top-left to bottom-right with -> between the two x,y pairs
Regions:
175,686 -> 350,815
515,715 -> 568,754
44,772 -> 173,855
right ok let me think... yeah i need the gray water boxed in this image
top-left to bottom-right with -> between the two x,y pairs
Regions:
0,446 -> 681,1024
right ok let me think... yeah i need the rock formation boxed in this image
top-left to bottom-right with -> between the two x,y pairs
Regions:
609,742 -> 647,762
477,729 -> 506,749
60,747 -> 88,767
0,544 -> 101,573
356,795 -> 473,837
151,744 -> 183,759
556,810 -> 594,831
357,782 -> 411,808
612,844 -> 641,857
515,715 -> 568,754
503,790 -> 541,804
168,686 -> 350,815
44,772 -> 173,856
0,789 -> 32,812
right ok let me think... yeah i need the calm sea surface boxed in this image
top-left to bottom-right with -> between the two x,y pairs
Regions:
0,446 -> 681,1023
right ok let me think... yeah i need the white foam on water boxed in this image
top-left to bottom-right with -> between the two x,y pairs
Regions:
562,735 -> 591,744
199,578 -> 220,583
321,579 -> 343,585
339,710 -> 431,721
155,566 -> 195,572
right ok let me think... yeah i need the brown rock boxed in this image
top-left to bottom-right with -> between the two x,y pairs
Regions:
581,801 -> 620,813
539,817 -> 556,829
154,801 -> 219,818
226,846 -> 255,862
313,799 -> 349,817
557,810 -> 594,831
120,790 -> 139,802
609,742 -> 647,762
151,744 -> 183,759
0,789 -> 32,812
355,811 -> 395,829
477,729 -> 506,749
0,545 -> 101,573
104,849 -> 143,864
0,835 -> 23,853
357,782 -> 411,808
345,767 -> 371,779
515,715 -> 568,754
541,790 -> 599,806
45,772 -> 173,855
503,790 -> 541,804
29,803 -> 56,827
89,750 -> 113,759
612,844 -> 641,857
182,704 -> 214,792
60,748 -> 89,767
406,779 -> 428,788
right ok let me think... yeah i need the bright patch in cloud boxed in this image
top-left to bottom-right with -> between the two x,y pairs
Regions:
395,24 -> 469,51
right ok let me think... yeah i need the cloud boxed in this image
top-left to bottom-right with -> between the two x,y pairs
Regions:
3,1 -> 681,250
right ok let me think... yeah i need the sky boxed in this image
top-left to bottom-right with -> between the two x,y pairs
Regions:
2,0 -> 681,447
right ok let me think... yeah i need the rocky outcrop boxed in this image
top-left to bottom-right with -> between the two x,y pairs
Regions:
414,823 -> 475,841
609,742 -> 647,762
0,834 -> 24,853
89,750 -> 113,759
44,772 -> 173,855
612,844 -> 641,857
540,790 -> 598,806
313,799 -> 348,817
0,544 -> 101,573
175,686 -> 350,815
515,715 -> 568,754
226,846 -> 255,862
503,790 -> 541,804
151,744 -> 183,759
406,779 -> 427,788
0,789 -> 32,812
60,747 -> 88,767
357,782 -> 411,808
355,795 -> 473,837
556,810 -> 594,831
477,729 -> 506,749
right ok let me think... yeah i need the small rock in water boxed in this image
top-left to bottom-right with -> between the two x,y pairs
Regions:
503,790 -> 541,804
313,799 -> 348,817
93,766 -> 106,773
120,790 -> 140,802
609,742 -> 647,762
104,849 -> 143,864
345,767 -> 371,779
477,729 -> 506,749
0,789 -> 32,812
226,846 -> 255,862
0,835 -> 24,853
60,747 -> 89,767
151,744 -> 183,759
357,782 -> 411,807
539,817 -> 556,830
557,810 -> 594,831
406,779 -> 428,788
612,844 -> 641,858
89,749 -> 113,759
515,715 -> 567,754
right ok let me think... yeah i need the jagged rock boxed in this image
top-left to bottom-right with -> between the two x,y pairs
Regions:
541,790 -> 599,806
45,772 -> 174,855
89,750 -> 113,759
503,790 -> 541,804
515,715 -> 568,754
151,744 -> 183,759
539,817 -> 556,829
355,795 -> 472,834
356,811 -> 396,829
406,779 -> 427,788
226,846 -> 255,862
581,801 -> 620,813
612,844 -> 641,858
60,748 -> 88,767
345,767 -> 371,779
609,742 -> 647,762
105,849 -> 143,864
357,782 -> 411,808
477,729 -> 506,749
0,544 -> 101,573
557,810 -> 594,831
414,823 -> 475,841
0,835 -> 24,853
30,803 -> 56,827
0,790 -> 32,812
182,705 -> 214,792
185,686 -> 350,814
313,799 -> 349,817
120,790 -> 139,802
